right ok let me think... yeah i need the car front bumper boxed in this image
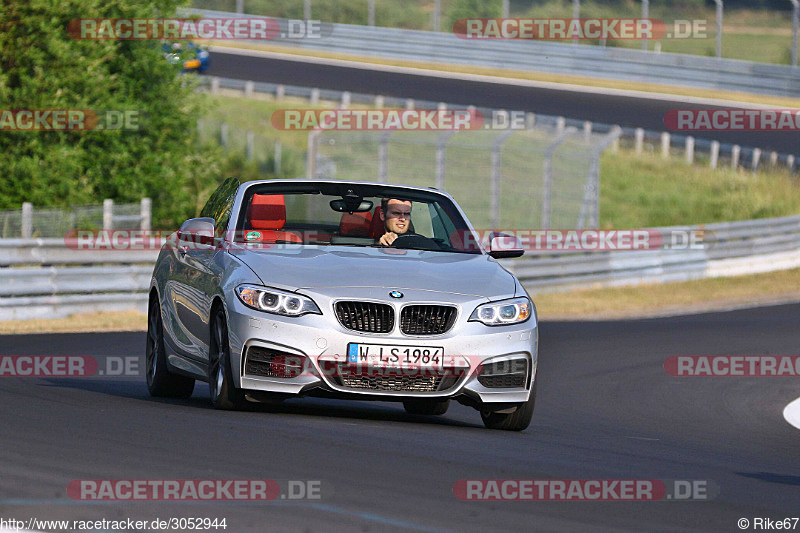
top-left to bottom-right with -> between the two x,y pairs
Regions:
225,287 -> 538,405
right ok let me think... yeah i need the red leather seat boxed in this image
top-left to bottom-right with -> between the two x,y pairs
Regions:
369,206 -> 385,239
248,194 -> 302,243
339,210 -> 373,237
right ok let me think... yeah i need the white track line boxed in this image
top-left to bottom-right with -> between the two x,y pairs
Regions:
783,396 -> 800,431
210,45 -> 785,110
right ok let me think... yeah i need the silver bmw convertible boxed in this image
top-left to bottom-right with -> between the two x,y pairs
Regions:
147,178 -> 538,430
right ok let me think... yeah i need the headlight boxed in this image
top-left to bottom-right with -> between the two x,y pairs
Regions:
236,285 -> 321,317
469,297 -> 532,326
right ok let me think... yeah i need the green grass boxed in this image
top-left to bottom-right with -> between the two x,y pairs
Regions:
600,150 -> 800,228
205,92 -> 800,229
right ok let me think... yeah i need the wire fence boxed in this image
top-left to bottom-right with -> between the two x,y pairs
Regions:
0,199 -> 151,239
309,123 -> 620,230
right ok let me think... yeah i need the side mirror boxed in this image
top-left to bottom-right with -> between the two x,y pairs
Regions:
488,233 -> 524,259
177,217 -> 216,250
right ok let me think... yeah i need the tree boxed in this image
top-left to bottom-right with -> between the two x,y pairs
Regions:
0,0 -> 222,227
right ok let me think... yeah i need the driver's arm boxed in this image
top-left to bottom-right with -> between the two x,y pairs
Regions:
378,231 -> 398,246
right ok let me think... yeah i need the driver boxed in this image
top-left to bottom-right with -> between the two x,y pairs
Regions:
377,198 -> 412,246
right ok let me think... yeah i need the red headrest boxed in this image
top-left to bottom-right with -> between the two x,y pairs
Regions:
369,206 -> 384,239
250,194 -> 286,230
340,211 -> 372,237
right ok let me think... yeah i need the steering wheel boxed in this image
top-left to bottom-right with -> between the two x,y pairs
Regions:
390,233 -> 437,249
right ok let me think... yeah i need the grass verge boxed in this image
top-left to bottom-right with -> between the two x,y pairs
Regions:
531,267 -> 800,320
0,310 -> 147,335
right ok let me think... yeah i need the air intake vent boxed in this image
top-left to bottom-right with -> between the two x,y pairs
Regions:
335,301 -> 394,333
400,305 -> 457,335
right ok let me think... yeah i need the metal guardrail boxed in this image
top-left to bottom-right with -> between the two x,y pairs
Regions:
2,215 -> 800,320
191,9 -> 800,98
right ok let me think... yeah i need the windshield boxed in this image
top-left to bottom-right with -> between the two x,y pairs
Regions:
233,183 -> 481,254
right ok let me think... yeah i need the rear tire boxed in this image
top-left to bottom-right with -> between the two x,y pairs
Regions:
208,308 -> 247,410
403,399 -> 450,416
480,382 -> 537,431
146,295 -> 195,399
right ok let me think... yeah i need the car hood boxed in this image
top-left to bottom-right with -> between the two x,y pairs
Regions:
228,245 -> 516,299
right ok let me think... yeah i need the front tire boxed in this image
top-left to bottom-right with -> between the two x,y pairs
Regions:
480,382 -> 537,431
146,295 -> 195,398
403,399 -> 450,416
208,308 -> 247,410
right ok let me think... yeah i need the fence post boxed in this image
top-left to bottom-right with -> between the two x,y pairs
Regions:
732,144 -> 740,169
641,0 -> 649,50
103,199 -> 114,230
526,112 -> 536,130
211,76 -> 220,95
583,121 -> 592,142
432,0 -> 441,31
714,0 -> 723,59
236,0 -> 244,14
556,116 -> 566,134
244,80 -> 254,97
310,88 -> 320,106
306,130 -> 320,179
246,131 -> 254,161
378,131 -> 392,183
140,198 -> 151,231
435,131 -> 455,190
752,148 -> 762,172
220,122 -> 228,146
634,128 -> 644,153
274,140 -> 282,175
341,91 -> 351,109
788,154 -> 795,170
660,132 -> 670,158
710,140 -> 720,169
580,126 -> 622,229
572,0 -> 580,45
276,84 -> 285,101
542,128 -> 576,229
770,151 -> 778,167
490,130 -> 515,229
685,136 -> 695,164
405,98 -> 415,110
375,95 -> 385,108
368,0 -> 375,27
21,202 -> 32,239
502,0 -> 510,18
304,0 -> 311,20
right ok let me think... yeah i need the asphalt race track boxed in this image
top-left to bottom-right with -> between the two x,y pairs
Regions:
1,304 -> 798,532
203,50 -> 800,155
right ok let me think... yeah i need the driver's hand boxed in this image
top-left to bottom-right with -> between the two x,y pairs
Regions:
379,232 -> 398,246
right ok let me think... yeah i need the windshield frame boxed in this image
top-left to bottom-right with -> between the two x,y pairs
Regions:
229,180 -> 483,255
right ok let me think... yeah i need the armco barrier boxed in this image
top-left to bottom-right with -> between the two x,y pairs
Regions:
189,9 -> 800,98
1,214 -> 800,320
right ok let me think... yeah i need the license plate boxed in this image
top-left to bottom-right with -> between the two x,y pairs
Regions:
347,343 -> 444,366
